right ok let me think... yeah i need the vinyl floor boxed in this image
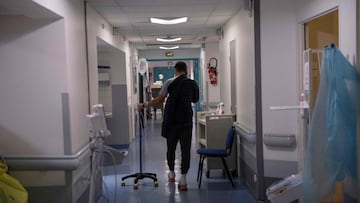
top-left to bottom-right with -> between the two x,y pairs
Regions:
100,116 -> 257,203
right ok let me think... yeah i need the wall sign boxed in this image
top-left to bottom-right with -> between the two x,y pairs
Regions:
165,52 -> 174,57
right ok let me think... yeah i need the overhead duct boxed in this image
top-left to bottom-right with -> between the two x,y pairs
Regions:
216,27 -> 224,39
240,0 -> 253,16
240,0 -> 253,10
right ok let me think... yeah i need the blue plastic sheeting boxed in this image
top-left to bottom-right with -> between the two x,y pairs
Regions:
303,45 -> 360,202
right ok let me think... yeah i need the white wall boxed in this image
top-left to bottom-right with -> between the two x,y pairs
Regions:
0,16 -> 67,155
260,0 -> 299,162
0,5 -> 71,186
204,42 -> 221,103
33,0 -> 90,153
219,9 -> 256,130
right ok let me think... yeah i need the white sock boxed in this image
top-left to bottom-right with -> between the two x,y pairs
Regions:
169,171 -> 175,179
180,174 -> 187,185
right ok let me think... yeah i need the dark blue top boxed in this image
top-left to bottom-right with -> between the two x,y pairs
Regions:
161,74 -> 199,138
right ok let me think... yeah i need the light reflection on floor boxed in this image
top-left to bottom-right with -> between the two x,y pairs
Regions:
100,118 -> 256,203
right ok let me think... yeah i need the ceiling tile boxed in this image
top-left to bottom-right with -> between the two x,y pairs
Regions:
88,0 -> 242,50
206,15 -> 231,26
121,5 -> 214,18
212,4 -> 241,16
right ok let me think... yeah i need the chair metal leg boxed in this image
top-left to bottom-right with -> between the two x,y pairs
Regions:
197,156 -> 202,182
198,156 -> 206,188
221,157 -> 235,188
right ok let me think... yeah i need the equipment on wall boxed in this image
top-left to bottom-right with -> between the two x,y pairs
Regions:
207,57 -> 218,85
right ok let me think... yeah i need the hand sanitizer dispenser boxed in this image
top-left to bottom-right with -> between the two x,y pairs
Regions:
216,102 -> 224,115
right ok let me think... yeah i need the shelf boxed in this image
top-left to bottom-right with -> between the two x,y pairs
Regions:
199,138 -> 207,146
105,112 -> 113,118
198,118 -> 206,125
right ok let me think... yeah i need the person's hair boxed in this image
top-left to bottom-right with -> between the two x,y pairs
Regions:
174,61 -> 187,73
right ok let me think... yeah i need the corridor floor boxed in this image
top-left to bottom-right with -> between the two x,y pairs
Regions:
100,118 -> 257,203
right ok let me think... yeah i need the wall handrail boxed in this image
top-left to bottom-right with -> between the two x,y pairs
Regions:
3,144 -> 90,171
233,121 -> 256,144
263,134 -> 296,148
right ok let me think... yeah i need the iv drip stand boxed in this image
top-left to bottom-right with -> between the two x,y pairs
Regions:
121,112 -> 158,189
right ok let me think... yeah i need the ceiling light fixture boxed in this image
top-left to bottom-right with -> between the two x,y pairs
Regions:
159,46 -> 179,50
156,37 -> 182,42
150,17 -> 188,25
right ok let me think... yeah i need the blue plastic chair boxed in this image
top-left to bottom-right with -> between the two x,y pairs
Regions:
196,127 -> 236,188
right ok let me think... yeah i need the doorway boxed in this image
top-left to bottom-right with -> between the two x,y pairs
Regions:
153,66 -> 174,84
147,58 -> 200,111
96,38 -> 130,146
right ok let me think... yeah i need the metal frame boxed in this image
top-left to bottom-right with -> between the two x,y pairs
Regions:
254,0 -> 265,200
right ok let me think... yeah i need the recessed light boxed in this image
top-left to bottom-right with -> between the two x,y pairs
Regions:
156,37 -> 182,42
150,17 -> 188,25
159,46 -> 179,50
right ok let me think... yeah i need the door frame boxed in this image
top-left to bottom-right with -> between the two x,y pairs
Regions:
297,7 -> 339,171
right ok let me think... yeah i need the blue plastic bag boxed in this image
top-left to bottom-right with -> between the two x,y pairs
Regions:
303,45 -> 360,202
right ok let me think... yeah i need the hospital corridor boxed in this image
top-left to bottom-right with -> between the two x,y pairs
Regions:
0,0 -> 360,203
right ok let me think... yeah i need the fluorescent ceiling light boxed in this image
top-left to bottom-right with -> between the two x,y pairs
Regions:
156,37 -> 182,42
159,46 -> 179,50
150,17 -> 188,25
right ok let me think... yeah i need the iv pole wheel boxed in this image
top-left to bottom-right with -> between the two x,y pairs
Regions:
120,111 -> 158,190
133,184 -> 138,190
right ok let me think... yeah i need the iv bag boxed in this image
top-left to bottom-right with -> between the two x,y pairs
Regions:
137,58 -> 148,74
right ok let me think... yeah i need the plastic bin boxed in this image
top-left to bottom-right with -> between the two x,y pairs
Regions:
266,173 -> 303,203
